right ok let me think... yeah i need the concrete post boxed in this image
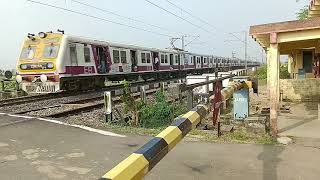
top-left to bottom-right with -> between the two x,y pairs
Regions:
140,86 -> 146,103
160,82 -> 165,93
206,76 -> 209,94
178,84 -> 183,102
1,81 -> 4,91
268,43 -> 280,137
187,89 -> 193,110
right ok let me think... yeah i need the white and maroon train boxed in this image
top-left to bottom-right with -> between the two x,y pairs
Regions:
16,32 -> 259,93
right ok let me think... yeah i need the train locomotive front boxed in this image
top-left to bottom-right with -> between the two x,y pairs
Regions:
16,32 -> 65,93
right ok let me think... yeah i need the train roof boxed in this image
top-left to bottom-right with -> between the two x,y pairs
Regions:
65,34 -> 217,57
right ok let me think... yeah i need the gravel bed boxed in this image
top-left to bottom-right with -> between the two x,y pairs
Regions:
24,100 -> 104,117
58,93 -> 173,129
0,91 -> 104,113
60,108 -> 108,130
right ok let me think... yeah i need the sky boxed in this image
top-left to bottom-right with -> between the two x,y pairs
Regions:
0,0 -> 308,70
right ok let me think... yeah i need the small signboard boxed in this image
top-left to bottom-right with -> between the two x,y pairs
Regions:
234,88 -> 249,120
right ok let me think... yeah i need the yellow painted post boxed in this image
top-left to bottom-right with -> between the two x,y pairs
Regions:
268,43 -> 280,137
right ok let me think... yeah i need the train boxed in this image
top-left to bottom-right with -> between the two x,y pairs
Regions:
16,31 -> 260,93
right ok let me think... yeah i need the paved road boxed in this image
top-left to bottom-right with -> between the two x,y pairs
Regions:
0,113 -> 320,180
279,102 -> 320,138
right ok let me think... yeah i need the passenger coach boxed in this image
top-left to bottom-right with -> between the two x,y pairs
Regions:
16,31 -> 258,93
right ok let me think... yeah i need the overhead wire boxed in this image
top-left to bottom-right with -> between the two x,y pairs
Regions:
144,0 -> 212,34
72,0 -> 192,37
26,0 -> 175,38
164,0 -> 217,31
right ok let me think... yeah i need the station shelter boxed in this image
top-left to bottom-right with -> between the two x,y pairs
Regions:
250,0 -> 320,136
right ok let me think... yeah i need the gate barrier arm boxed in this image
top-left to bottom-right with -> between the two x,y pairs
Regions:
99,104 -> 209,180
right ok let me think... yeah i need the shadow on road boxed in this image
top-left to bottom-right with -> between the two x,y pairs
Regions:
278,116 -> 316,133
257,145 -> 285,180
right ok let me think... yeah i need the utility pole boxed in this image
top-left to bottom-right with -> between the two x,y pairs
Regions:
226,31 -> 248,69
181,35 -> 186,51
244,31 -> 248,70
261,48 -> 265,64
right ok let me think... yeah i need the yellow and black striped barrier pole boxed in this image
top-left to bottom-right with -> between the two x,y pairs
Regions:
99,104 -> 209,180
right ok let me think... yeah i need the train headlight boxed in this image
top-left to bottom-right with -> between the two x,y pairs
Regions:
47,62 -> 54,69
40,74 -> 47,83
16,75 -> 22,83
38,32 -> 47,38
20,64 -> 27,70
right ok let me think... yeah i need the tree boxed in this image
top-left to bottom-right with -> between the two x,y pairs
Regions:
296,0 -> 309,20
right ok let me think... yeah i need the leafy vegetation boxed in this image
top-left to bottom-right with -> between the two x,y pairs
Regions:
121,80 -> 140,126
121,81 -> 187,128
256,64 -> 268,80
140,91 -> 187,128
255,64 -> 290,80
296,0 -> 309,20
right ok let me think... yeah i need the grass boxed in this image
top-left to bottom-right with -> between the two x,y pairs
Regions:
221,128 -> 277,145
103,123 -> 166,137
0,76 -> 17,91
189,128 -> 277,145
103,123 -> 277,145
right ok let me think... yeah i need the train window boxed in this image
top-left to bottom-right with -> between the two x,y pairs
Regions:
146,53 -> 151,63
43,44 -> 59,58
141,53 -> 146,63
165,55 -> 168,63
161,54 -> 165,63
204,57 -> 207,63
175,55 -> 180,64
84,46 -> 91,63
190,57 -> 193,64
70,45 -> 77,64
113,50 -> 120,63
20,46 -> 36,60
120,51 -> 127,63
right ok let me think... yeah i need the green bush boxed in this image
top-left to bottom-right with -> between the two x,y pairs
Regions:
257,64 -> 267,79
256,64 -> 290,80
140,91 -> 172,128
139,91 -> 187,128
280,64 -> 290,79
120,81 -> 188,128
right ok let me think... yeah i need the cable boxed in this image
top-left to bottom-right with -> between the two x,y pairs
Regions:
184,35 -> 200,47
72,0 -> 188,36
164,0 -> 217,30
26,0 -> 174,38
145,0 -> 212,34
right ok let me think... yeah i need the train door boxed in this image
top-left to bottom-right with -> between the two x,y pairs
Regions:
200,56 -> 204,68
152,52 -> 159,70
69,43 -> 78,76
97,47 -> 108,73
193,56 -> 196,68
130,50 -> 137,72
170,54 -> 174,66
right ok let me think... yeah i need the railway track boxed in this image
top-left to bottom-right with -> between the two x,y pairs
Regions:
0,93 -> 62,106
1,76 -> 194,120
0,77 -> 182,108
16,88 -> 160,118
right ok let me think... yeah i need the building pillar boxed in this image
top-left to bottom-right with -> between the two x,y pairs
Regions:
266,47 -> 271,97
268,43 -> 280,137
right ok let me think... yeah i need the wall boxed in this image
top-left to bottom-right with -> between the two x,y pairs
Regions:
280,79 -> 320,101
